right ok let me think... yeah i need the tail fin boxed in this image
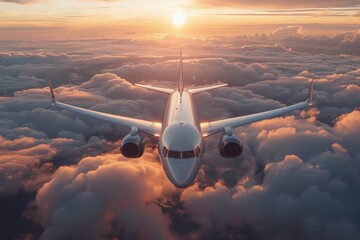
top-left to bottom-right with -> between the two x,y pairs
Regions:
179,47 -> 184,94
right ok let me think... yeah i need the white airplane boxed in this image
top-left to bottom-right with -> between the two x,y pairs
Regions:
48,49 -> 313,188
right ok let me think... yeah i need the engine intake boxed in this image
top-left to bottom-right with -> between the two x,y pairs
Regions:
218,127 -> 243,158
120,127 -> 145,158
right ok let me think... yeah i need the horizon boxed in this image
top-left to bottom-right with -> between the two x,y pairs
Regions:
1,0 -> 360,39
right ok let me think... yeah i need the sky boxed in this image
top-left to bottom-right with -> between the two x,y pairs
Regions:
0,0 -> 360,38
1,0 -> 360,240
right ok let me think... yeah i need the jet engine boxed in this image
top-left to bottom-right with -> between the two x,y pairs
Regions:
120,127 -> 145,158
218,127 -> 243,158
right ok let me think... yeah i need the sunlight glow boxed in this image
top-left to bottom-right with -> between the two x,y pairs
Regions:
172,12 -> 186,26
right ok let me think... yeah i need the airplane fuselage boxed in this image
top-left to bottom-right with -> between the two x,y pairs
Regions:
158,90 -> 204,188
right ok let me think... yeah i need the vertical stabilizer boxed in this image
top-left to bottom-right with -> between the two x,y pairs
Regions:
179,48 -> 184,94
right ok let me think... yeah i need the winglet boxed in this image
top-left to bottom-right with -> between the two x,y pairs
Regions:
49,80 -> 56,103
306,79 -> 314,104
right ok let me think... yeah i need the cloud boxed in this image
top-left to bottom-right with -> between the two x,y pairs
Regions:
36,153 -> 176,240
242,68 -> 360,124
334,110 -> 360,155
276,30 -> 360,56
0,130 -> 57,196
0,34 -> 360,239
271,26 -> 304,39
0,75 -> 46,97
113,58 -> 275,87
179,109 -> 360,240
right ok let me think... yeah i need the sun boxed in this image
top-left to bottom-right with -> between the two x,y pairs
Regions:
172,12 -> 186,27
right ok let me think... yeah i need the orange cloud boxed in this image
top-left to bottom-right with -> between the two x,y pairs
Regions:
334,110 -> 360,134
36,152 -> 177,239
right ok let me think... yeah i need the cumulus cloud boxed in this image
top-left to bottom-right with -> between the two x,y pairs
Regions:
179,109 -> 360,240
276,30 -> 360,56
0,34 -> 360,239
242,70 -> 360,124
1,78 -> 44,97
36,153 -> 176,240
271,26 -> 304,39
113,58 -> 275,87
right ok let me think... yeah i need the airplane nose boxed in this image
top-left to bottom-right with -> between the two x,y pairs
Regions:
167,157 -> 196,186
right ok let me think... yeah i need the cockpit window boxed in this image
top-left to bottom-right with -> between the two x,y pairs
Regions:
163,146 -> 201,159
182,150 -> 195,158
163,147 -> 169,157
168,150 -> 181,158
182,146 -> 201,158
163,147 -> 181,158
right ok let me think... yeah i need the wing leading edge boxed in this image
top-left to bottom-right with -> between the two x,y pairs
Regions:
201,80 -> 314,137
48,81 -> 162,136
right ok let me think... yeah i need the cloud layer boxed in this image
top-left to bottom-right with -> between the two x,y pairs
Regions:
37,154 -> 176,240
0,30 -> 360,239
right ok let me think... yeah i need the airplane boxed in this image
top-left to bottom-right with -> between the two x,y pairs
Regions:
48,48 -> 313,188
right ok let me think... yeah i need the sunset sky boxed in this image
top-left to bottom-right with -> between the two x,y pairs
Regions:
1,1 -> 360,240
1,0 -> 360,38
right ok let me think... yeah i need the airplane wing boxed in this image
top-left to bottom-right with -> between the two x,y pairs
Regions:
48,81 -> 162,136
200,80 -> 314,137
188,84 -> 228,95
135,84 -> 173,94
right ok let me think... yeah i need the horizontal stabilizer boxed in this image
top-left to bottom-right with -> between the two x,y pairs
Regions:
135,84 -> 173,94
188,84 -> 228,95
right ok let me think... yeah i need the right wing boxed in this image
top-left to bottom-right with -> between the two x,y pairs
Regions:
188,84 -> 228,95
201,80 -> 314,137
135,84 -> 174,94
48,81 -> 162,136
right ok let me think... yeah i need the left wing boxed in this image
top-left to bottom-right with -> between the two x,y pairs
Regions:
48,81 -> 162,136
201,80 -> 314,137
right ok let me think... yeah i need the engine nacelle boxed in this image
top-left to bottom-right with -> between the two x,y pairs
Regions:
218,127 -> 243,158
120,127 -> 145,158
